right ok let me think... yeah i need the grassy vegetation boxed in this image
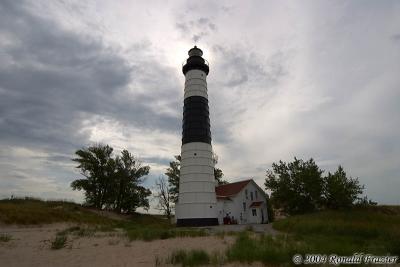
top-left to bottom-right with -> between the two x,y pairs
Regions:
0,198 -> 115,225
0,233 -> 12,242
167,249 -> 211,267
117,213 -> 207,241
51,234 -> 67,249
163,206 -> 400,266
0,198 -> 207,242
56,226 -> 96,238
226,232 -> 305,265
223,206 -> 400,265
273,206 -> 400,255
125,227 -> 207,241
4,197 -> 399,265
50,226 -> 95,249
215,230 -> 238,239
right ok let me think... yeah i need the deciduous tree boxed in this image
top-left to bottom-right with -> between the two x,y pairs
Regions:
113,150 -> 151,213
265,158 -> 325,215
265,158 -> 366,215
323,165 -> 364,209
71,144 -> 115,209
71,144 -> 151,213
165,155 -> 181,203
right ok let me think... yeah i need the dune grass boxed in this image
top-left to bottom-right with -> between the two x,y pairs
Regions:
0,197 -> 115,225
51,235 -> 67,249
0,198 -> 207,241
163,206 -> 400,265
167,249 -> 211,267
56,225 -> 96,238
224,206 -> 400,265
226,232 -> 307,265
117,213 -> 207,241
125,227 -> 207,241
273,206 -> 400,255
0,233 -> 12,242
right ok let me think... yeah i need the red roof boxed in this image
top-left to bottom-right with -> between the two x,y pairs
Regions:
250,201 -> 263,207
215,179 -> 252,197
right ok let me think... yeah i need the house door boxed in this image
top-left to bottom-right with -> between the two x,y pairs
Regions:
261,209 -> 264,223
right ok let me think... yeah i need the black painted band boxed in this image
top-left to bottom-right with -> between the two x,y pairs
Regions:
176,218 -> 219,227
182,96 -> 211,145
182,56 -> 209,75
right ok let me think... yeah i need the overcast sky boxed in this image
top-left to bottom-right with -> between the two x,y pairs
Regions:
1,0 -> 399,207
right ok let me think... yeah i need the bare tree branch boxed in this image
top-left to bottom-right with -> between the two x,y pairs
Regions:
154,176 -> 174,220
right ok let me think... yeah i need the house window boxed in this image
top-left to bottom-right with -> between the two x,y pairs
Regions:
250,192 -> 254,201
243,202 -> 246,211
255,191 -> 258,200
245,189 -> 248,199
252,209 -> 257,216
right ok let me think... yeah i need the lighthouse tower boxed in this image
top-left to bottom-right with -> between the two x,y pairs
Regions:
176,46 -> 218,226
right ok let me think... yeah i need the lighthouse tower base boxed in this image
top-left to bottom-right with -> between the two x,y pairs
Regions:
175,203 -> 219,227
176,217 -> 219,227
175,142 -> 219,227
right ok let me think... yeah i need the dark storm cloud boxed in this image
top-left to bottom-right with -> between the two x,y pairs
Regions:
0,0 -> 180,154
0,0 -> 182,200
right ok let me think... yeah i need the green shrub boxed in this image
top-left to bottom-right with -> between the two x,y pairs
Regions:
51,235 -> 67,249
167,249 -> 210,267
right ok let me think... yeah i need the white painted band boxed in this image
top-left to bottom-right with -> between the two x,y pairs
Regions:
184,69 -> 208,99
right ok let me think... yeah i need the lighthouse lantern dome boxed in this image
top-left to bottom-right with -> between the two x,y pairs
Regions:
188,46 -> 203,57
182,46 -> 209,75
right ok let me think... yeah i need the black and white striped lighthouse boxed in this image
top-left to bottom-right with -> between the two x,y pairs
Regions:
176,46 -> 218,226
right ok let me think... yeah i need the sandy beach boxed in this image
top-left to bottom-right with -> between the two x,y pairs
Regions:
0,223 -> 243,267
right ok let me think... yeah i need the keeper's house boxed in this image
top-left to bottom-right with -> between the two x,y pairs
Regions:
216,179 -> 269,224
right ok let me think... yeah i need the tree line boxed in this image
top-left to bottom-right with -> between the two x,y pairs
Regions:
265,157 -> 372,216
71,144 -> 370,216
